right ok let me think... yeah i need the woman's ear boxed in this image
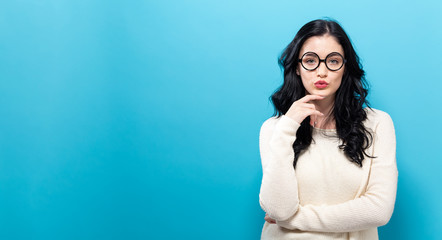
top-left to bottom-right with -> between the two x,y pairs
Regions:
296,67 -> 300,76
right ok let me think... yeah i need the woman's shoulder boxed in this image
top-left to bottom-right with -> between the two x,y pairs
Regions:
364,108 -> 394,130
260,116 -> 280,134
260,115 -> 300,134
262,115 -> 279,125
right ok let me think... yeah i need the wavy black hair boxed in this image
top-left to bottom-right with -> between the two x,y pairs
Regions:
271,19 -> 374,168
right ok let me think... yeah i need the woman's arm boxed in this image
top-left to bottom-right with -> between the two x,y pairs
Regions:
276,111 -> 398,232
259,115 -> 301,221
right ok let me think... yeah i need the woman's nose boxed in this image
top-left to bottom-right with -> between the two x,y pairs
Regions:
316,62 -> 328,78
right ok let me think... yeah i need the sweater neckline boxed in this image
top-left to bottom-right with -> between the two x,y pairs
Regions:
311,125 -> 337,132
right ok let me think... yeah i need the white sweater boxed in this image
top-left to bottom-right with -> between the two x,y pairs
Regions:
259,108 -> 398,240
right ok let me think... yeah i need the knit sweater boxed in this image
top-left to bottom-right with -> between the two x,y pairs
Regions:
259,108 -> 398,240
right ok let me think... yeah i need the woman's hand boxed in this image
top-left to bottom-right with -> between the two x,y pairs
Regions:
285,95 -> 324,124
265,213 -> 276,224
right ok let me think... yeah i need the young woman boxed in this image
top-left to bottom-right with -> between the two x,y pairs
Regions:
259,19 -> 398,239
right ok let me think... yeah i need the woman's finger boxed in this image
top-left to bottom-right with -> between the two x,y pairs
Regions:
304,108 -> 324,117
264,214 -> 276,224
298,94 -> 324,103
298,103 -> 316,110
311,109 -> 324,117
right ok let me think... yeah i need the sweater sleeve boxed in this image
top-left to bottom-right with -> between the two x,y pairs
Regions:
276,111 -> 398,232
259,115 -> 301,221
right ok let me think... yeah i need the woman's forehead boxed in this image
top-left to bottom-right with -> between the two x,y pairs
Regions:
300,35 -> 344,57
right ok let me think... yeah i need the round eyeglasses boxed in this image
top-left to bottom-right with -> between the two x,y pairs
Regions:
298,52 -> 346,71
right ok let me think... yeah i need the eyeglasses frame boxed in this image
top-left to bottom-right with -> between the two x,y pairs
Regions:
298,52 -> 347,71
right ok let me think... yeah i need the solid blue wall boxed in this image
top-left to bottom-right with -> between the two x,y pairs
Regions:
1,0 -> 441,239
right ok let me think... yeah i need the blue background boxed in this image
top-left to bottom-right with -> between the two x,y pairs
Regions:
1,0 -> 441,239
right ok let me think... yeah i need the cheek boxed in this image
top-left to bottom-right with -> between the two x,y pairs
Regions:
336,74 -> 344,86
300,72 -> 317,89
330,71 -> 344,86
300,71 -> 314,81
300,75 -> 310,88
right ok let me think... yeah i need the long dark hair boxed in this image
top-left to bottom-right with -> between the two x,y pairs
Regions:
271,19 -> 374,168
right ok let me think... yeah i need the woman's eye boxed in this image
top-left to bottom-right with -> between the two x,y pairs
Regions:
328,59 -> 340,65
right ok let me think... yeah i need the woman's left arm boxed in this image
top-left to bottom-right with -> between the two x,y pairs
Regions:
276,111 -> 398,232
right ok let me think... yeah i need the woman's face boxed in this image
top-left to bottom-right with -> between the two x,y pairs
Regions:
297,35 -> 345,100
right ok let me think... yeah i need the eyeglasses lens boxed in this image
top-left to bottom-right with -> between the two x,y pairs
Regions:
325,53 -> 344,71
301,53 -> 319,70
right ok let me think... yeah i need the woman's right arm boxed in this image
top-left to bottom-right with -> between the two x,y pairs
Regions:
259,115 -> 301,221
259,95 -> 324,221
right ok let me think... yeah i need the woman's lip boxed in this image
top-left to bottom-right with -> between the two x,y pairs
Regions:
314,80 -> 328,89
